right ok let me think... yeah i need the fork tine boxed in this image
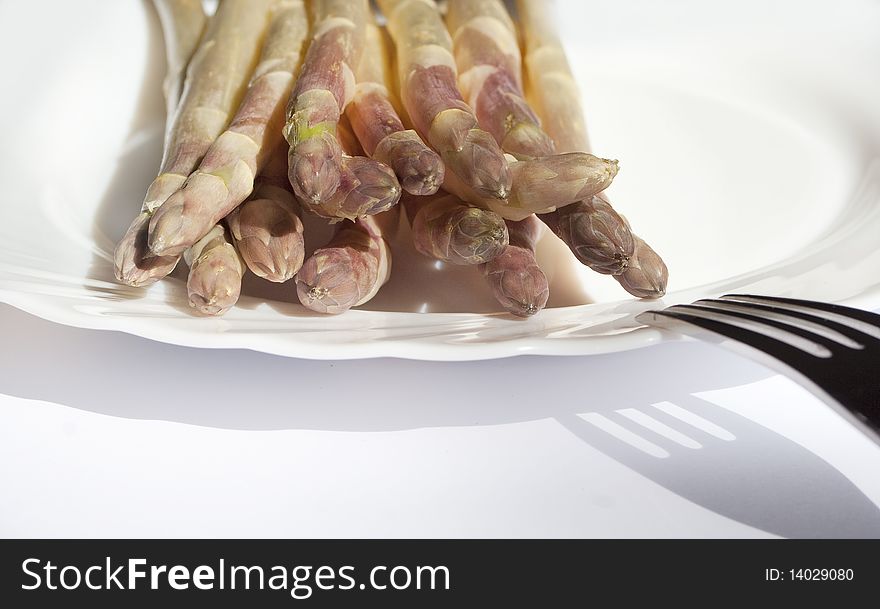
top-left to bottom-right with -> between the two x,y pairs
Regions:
693,298 -> 877,349
638,308 -> 833,376
722,294 -> 880,330
638,297 -> 880,448
669,304 -> 849,356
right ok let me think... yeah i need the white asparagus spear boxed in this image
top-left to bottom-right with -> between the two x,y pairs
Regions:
517,0 -> 668,297
346,22 -> 445,196
114,0 -> 274,286
480,215 -> 549,317
184,224 -> 245,316
148,0 -> 310,260
226,143 -> 305,283
446,0 -> 553,160
154,0 -> 207,122
378,0 -> 512,200
295,215 -> 392,314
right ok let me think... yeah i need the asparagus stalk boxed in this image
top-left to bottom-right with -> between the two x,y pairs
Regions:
377,0 -> 512,200
445,0 -> 631,272
443,0 -> 620,231
442,152 -> 618,221
445,0 -> 553,160
184,224 -> 245,316
282,1 -> 402,220
295,215 -> 392,314
226,144 -> 305,283
337,113 -> 365,157
113,0 -> 206,287
445,0 -> 638,305
283,0 -> 364,206
114,0 -> 274,286
515,0 -> 589,156
517,0 -> 667,296
226,186 -> 303,283
153,0 -> 253,311
284,0 -> 364,205
148,0 -> 309,260
480,215 -> 549,317
154,0 -> 207,123
405,193 -> 508,265
304,105 -> 402,223
294,113 -> 395,314
346,23 -> 444,196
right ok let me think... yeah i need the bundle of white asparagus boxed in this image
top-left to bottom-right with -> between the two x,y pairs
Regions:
113,0 -> 667,318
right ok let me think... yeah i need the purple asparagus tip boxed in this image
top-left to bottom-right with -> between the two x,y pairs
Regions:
289,134 -> 344,208
615,237 -> 668,299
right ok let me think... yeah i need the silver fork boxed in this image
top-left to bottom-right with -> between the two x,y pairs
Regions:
636,295 -> 880,446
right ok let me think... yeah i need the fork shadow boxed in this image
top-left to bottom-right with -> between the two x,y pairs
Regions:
1,303 -> 878,538
556,395 -> 880,539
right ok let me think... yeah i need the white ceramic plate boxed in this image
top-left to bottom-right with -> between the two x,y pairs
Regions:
1,0 -> 879,360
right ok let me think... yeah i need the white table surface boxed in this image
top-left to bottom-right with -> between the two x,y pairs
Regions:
2,302 -> 879,539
